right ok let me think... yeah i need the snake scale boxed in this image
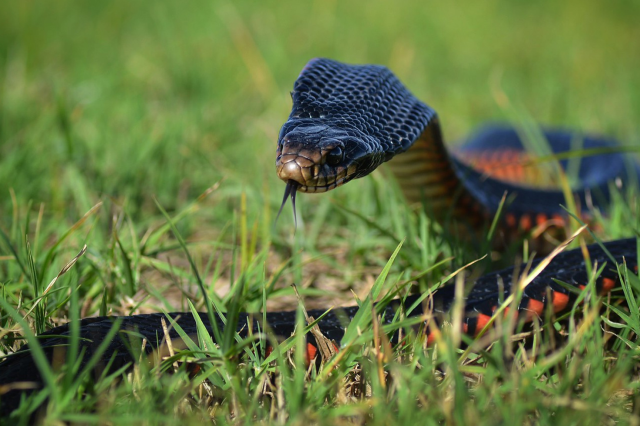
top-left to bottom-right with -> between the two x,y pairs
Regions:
1,58 -> 638,416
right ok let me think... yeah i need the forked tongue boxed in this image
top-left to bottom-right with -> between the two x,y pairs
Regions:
276,180 -> 299,228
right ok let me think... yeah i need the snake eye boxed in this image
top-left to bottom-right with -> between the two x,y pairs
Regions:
326,146 -> 344,166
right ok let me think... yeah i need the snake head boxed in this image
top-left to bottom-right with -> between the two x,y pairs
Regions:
275,120 -> 384,193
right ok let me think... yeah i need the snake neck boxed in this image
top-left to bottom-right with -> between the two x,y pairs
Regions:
385,122 -> 583,252
386,119 -> 487,230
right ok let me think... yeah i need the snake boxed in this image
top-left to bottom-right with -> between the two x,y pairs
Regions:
1,58 -> 638,417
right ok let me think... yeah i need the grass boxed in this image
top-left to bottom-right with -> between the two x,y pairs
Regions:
1,0 -> 640,424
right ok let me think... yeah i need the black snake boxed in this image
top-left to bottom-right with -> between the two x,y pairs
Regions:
0,58 -> 638,416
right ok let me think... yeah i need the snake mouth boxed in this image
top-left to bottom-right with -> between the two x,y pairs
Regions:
293,173 -> 356,193
276,152 -> 357,193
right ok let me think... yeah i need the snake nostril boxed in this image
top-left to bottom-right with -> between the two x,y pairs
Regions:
326,146 -> 344,166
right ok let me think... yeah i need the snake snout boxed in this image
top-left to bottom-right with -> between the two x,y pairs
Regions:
277,158 -> 305,186
276,150 -> 317,187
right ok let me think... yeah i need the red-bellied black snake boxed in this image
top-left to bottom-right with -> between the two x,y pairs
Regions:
1,58 -> 638,417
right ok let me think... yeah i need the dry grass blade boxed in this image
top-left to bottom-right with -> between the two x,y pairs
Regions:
161,317 -> 180,373
460,224 -> 588,359
292,284 -> 338,362
518,224 -> 588,290
22,244 -> 88,319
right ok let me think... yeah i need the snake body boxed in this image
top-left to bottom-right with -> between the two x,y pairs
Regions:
1,58 -> 639,416
275,59 -> 638,237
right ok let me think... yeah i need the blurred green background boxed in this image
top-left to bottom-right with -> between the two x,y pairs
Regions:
1,0 -> 639,291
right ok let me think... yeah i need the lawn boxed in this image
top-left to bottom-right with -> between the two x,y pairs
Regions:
1,0 -> 640,424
